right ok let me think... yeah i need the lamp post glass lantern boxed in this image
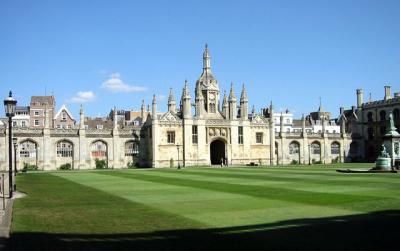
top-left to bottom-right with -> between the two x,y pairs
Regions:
4,91 -> 17,198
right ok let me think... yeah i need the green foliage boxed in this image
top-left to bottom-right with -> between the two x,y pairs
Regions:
170,158 -> 174,168
95,158 -> 108,169
312,159 -> 323,164
290,159 -> 299,165
258,158 -> 262,166
59,163 -> 72,170
127,161 -> 139,169
332,156 -> 340,164
22,163 -> 39,172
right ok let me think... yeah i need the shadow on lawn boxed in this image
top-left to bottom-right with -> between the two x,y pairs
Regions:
7,210 -> 400,251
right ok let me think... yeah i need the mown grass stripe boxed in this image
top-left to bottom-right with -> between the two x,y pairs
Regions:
13,173 -> 205,234
97,170 -> 380,208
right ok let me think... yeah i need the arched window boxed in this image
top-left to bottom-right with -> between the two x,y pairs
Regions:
91,141 -> 107,157
367,127 -> 374,140
289,141 -> 300,154
125,141 -> 139,156
380,110 -> 386,121
56,141 -> 73,157
367,112 -> 373,122
393,109 -> 400,120
331,142 -> 340,155
209,103 -> 216,113
19,140 -> 37,158
311,142 -> 321,154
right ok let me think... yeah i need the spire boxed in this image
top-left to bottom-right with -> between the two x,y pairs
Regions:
203,43 -> 211,70
182,80 -> 192,119
222,90 -> 228,119
252,105 -> 255,115
113,106 -> 118,129
240,83 -> 248,102
140,100 -> 146,125
269,101 -> 273,111
152,94 -> 157,120
228,83 -> 236,101
79,104 -> 85,130
168,88 -> 176,112
318,97 -> 323,112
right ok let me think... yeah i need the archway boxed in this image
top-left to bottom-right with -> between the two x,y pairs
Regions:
210,139 -> 225,165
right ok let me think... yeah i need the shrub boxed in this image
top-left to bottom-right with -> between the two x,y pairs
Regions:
22,163 -> 39,172
290,159 -> 299,165
59,163 -> 72,170
170,158 -> 174,168
332,156 -> 340,164
312,159 -> 323,164
95,158 -> 108,169
127,161 -> 139,169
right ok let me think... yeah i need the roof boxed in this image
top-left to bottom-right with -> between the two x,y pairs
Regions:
30,96 -> 55,106
54,104 -> 75,120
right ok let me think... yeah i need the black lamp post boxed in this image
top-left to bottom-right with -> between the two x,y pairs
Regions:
13,137 -> 18,176
4,91 -> 17,198
177,143 -> 180,169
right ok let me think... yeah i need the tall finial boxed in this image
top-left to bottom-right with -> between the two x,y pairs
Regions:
318,97 -> 323,111
205,43 -> 208,49
8,91 -> 12,97
203,44 -> 211,70
369,92 -> 372,102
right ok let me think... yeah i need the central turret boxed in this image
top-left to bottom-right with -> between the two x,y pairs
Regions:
195,44 -> 220,116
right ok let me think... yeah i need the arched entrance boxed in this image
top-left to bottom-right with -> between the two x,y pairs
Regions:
210,139 -> 225,165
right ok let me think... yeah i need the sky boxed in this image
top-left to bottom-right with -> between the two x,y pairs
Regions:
0,0 -> 399,119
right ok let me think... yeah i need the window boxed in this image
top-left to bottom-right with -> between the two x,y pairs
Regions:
21,121 -> 26,127
367,127 -> 374,140
367,112 -> 373,122
57,141 -> 73,157
331,142 -> 340,155
286,119 -> 290,124
192,125 -> 198,144
311,142 -> 321,154
12,121 -> 17,127
91,141 -> 107,157
62,111 -> 67,121
256,132 -> 263,144
238,126 -> 243,144
125,141 -> 139,156
19,140 -> 37,158
209,103 -> 216,113
34,119 -> 39,126
34,111 -> 40,116
96,125 -> 103,129
380,126 -> 386,135
57,125 -> 61,129
167,131 -> 175,144
380,110 -> 386,121
289,142 -> 300,154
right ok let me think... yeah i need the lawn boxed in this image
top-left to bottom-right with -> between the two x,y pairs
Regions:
9,163 -> 400,250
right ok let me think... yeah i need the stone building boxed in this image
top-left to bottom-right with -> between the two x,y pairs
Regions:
341,86 -> 400,162
54,104 -> 76,129
0,46 -> 351,170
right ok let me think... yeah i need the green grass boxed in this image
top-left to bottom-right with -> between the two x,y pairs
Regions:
10,163 -> 400,250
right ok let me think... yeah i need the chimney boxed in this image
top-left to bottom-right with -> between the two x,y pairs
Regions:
356,89 -> 363,108
394,92 -> 400,98
351,106 -> 356,113
384,86 -> 391,100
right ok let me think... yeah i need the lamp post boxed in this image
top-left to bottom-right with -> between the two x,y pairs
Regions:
12,137 -> 17,192
177,142 -> 180,169
4,91 -> 17,198
13,137 -> 18,174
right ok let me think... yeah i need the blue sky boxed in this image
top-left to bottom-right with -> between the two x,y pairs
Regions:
1,0 -> 399,119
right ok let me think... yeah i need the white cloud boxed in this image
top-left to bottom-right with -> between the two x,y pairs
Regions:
101,73 -> 147,93
68,91 -> 96,103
